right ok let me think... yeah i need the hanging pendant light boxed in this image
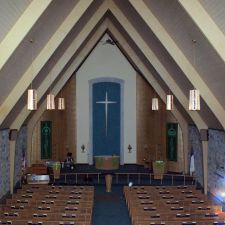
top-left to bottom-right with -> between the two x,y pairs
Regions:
188,40 -> 200,111
58,97 -> 65,110
189,89 -> 200,110
27,39 -> 37,110
166,94 -> 174,110
47,94 -> 55,110
27,89 -> 37,110
46,52 -> 55,110
152,98 -> 159,110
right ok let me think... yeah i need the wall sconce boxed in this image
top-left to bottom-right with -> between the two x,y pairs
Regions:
81,144 -> 85,153
128,144 -> 132,153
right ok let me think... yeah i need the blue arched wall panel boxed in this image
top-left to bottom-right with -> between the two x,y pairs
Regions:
93,82 -> 120,156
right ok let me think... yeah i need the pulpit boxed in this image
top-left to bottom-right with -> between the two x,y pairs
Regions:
95,155 -> 119,192
94,155 -> 119,170
105,174 -> 112,192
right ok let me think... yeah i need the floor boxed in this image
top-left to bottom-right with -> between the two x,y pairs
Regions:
92,184 -> 131,225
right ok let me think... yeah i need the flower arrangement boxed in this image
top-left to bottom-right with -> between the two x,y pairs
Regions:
153,160 -> 165,179
52,161 -> 61,170
154,160 -> 165,169
52,161 -> 61,179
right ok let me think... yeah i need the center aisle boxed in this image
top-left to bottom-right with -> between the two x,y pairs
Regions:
92,185 -> 131,225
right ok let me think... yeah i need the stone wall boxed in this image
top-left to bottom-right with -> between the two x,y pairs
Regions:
188,126 -> 203,186
208,129 -> 225,198
0,129 -> 10,200
14,126 -> 27,187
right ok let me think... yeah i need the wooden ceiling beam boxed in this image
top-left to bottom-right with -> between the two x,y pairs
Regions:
0,0 -> 52,72
0,0 -> 93,126
110,0 -> 207,130
129,0 -> 225,129
11,1 -> 108,129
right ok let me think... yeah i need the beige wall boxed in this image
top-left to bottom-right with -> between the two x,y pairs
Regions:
76,33 -> 137,164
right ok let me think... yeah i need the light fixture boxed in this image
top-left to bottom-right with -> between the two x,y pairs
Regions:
27,39 -> 37,110
27,89 -> 37,110
128,144 -> 132,153
58,97 -> 65,110
58,89 -> 65,110
46,55 -> 55,110
46,94 -> 55,110
81,144 -> 85,153
166,94 -> 174,110
152,98 -> 159,110
189,89 -> 200,110
189,39 -> 200,111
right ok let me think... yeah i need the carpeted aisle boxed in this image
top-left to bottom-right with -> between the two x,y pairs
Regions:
92,185 -> 131,225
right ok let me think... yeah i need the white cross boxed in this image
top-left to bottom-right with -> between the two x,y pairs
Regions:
96,92 -> 117,136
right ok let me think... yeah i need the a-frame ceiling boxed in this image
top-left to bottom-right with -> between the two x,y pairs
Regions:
0,0 -> 225,131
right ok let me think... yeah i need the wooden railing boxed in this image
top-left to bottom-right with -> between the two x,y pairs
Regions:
49,172 -> 195,186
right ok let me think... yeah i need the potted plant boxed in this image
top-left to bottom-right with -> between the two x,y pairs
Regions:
52,161 -> 61,179
152,160 -> 165,179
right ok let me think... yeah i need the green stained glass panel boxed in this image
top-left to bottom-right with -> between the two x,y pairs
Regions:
41,121 -> 52,159
167,123 -> 178,161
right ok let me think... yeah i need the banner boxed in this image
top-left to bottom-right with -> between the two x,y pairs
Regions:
167,123 -> 178,161
41,121 -> 52,159
93,82 -> 120,156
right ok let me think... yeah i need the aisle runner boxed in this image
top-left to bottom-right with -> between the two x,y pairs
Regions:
92,185 -> 131,225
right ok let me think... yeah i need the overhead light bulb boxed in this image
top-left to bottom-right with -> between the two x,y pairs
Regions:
27,89 -> 37,110
166,94 -> 174,110
152,98 -> 159,110
46,94 -> 55,110
58,97 -> 65,110
189,90 -> 200,110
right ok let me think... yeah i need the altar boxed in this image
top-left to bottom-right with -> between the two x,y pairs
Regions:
94,155 -> 120,170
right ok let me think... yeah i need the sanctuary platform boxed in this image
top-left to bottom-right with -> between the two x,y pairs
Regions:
47,164 -> 195,187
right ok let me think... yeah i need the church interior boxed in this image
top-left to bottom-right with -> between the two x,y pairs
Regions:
1,0 -> 225,224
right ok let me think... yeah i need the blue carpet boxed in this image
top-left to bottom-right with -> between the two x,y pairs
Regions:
92,185 -> 131,225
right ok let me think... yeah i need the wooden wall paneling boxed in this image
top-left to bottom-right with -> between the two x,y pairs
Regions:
31,75 -> 76,164
136,73 -> 167,169
136,74 -> 152,166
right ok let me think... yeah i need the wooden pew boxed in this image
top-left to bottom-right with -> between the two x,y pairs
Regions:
124,185 -> 223,225
0,185 -> 94,225
0,220 -> 91,225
